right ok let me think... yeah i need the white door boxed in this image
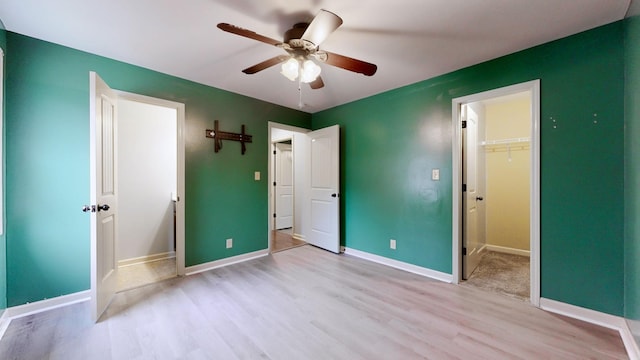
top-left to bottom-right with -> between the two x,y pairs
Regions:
307,125 -> 340,253
89,72 -> 119,322
275,142 -> 294,229
463,104 -> 483,279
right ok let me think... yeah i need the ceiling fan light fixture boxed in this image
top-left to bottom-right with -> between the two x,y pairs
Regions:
219,9 -> 376,92
300,60 -> 321,83
280,58 -> 299,81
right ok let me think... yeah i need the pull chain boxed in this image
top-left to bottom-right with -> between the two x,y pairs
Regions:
298,75 -> 303,109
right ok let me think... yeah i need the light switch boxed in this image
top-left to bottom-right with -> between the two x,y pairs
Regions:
254,171 -> 260,181
432,169 -> 440,181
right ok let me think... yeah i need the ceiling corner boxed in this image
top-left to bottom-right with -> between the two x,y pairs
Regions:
627,0 -> 640,17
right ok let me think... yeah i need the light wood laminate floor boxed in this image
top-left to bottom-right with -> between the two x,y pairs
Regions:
0,245 -> 628,359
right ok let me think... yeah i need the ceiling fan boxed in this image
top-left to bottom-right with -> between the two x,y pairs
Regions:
217,9 -> 377,90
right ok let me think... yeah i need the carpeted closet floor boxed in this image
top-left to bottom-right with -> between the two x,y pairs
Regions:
463,251 -> 530,301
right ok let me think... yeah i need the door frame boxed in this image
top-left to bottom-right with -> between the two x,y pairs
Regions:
451,79 -> 540,306
114,90 -> 186,276
267,122 -> 309,252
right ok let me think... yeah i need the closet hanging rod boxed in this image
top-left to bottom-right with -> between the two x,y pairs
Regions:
480,137 -> 530,146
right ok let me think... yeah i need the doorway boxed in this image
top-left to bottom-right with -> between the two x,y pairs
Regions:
268,122 -> 342,254
452,80 -> 540,306
269,123 -> 308,253
90,73 -> 185,321
115,97 -> 179,291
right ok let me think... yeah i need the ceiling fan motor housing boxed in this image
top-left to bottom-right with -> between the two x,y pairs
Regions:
284,23 -> 308,44
284,23 -> 318,51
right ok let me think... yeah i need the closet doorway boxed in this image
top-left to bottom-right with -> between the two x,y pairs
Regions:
452,80 -> 540,305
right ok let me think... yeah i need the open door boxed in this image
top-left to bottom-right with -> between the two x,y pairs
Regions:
462,104 -> 484,279
274,142 -> 294,230
307,125 -> 340,253
89,72 -> 119,322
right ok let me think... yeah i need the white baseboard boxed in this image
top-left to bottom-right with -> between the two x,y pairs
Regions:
0,310 -> 10,341
485,244 -> 530,257
627,319 -> 640,359
622,320 -> 640,360
0,290 -> 90,341
629,319 -> 640,341
118,251 -> 176,267
293,233 -> 305,242
344,247 -> 453,283
185,249 -> 269,276
540,298 -> 639,360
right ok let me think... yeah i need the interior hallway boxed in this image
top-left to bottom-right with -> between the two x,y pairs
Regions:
271,228 -> 306,253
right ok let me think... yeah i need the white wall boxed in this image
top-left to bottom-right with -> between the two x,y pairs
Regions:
117,99 -> 177,261
292,132 -> 310,239
484,97 -> 531,251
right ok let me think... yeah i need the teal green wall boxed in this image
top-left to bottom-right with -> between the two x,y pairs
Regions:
1,19 -> 631,317
313,22 -> 625,315
5,32 -> 310,306
0,23 -> 7,311
625,15 -> 640,321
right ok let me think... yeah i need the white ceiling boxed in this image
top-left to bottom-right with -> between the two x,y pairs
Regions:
0,0 -> 634,113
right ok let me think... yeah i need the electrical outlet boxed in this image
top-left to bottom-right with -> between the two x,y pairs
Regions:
390,239 -> 397,250
226,238 -> 233,249
254,171 -> 260,181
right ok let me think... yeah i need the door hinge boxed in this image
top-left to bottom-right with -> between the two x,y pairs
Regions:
462,247 -> 467,256
273,181 -> 276,186
273,213 -> 276,218
273,150 -> 276,155
462,120 -> 467,129
462,184 -> 467,192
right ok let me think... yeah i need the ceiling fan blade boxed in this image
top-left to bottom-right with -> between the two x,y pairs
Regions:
321,51 -> 377,76
242,55 -> 290,74
217,23 -> 282,46
309,76 -> 325,89
301,9 -> 343,47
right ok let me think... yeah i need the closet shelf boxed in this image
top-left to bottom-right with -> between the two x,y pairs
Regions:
480,137 -> 530,146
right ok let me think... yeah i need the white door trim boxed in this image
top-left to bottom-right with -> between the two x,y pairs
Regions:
451,79 -> 541,306
115,90 -> 186,276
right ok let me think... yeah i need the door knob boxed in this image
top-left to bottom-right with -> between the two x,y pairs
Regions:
476,196 -> 484,201
331,193 -> 338,198
97,204 -> 110,212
